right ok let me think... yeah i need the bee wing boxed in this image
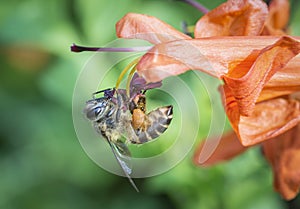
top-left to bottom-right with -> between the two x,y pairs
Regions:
111,140 -> 133,175
105,138 -> 139,192
113,140 -> 132,160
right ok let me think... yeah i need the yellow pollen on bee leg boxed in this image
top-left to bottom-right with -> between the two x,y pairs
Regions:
132,109 -> 145,130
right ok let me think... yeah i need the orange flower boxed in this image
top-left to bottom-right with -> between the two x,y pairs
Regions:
116,0 -> 300,200
194,0 -> 268,37
262,124 -> 300,200
262,0 -> 290,35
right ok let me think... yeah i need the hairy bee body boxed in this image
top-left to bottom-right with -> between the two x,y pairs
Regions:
84,96 -> 131,143
85,90 -> 173,145
132,105 -> 173,144
84,88 -> 173,191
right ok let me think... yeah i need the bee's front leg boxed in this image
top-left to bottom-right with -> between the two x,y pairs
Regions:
116,89 -> 129,110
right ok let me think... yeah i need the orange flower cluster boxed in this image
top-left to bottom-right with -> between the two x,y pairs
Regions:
115,0 -> 300,200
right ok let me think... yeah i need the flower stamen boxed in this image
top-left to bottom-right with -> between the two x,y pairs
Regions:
179,0 -> 209,14
126,66 -> 138,96
115,57 -> 140,90
70,44 -> 151,53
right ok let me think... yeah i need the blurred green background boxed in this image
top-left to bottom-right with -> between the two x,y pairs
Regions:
1,0 -> 300,209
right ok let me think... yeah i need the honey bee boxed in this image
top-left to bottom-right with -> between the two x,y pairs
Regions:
84,88 -> 173,191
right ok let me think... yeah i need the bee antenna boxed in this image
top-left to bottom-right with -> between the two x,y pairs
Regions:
92,88 -> 114,99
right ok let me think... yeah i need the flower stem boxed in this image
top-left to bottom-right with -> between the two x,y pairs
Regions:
70,43 -> 151,53
180,0 -> 209,14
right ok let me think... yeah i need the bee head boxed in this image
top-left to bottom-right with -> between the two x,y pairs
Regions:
83,98 -> 109,121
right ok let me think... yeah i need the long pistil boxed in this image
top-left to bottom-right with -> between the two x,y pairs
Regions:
71,44 -> 151,53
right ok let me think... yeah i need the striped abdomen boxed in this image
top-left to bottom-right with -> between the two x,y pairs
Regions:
132,105 -> 173,144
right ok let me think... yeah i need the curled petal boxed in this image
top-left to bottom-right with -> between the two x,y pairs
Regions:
239,98 -> 300,146
195,0 -> 268,38
193,131 -> 248,166
262,125 -> 300,200
116,13 -> 191,44
258,86 -> 300,102
258,58 -> 300,101
223,36 -> 300,116
262,0 -> 290,35
137,36 -> 300,83
223,85 -> 300,146
258,57 -> 300,101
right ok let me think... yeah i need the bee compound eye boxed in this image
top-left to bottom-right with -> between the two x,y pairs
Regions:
84,98 -> 109,121
85,106 -> 103,121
